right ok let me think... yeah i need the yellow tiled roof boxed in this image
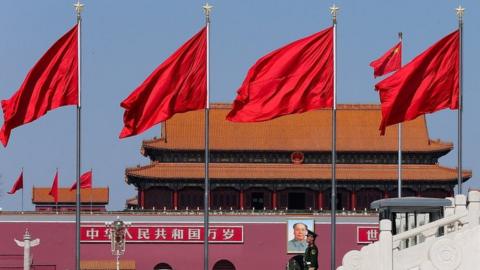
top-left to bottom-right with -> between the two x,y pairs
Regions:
142,104 -> 452,152
32,187 -> 109,204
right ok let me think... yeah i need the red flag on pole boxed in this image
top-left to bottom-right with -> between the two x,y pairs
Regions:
119,27 -> 207,138
70,170 -> 92,191
226,27 -> 333,122
7,171 -> 24,195
0,25 -> 79,147
49,171 -> 59,203
370,42 -> 402,78
376,30 -> 459,135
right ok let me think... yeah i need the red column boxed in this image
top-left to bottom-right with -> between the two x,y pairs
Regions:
208,190 -> 211,209
272,191 -> 277,209
140,189 -> 145,209
317,190 -> 324,210
173,190 -> 178,210
239,190 -> 244,209
350,190 -> 357,210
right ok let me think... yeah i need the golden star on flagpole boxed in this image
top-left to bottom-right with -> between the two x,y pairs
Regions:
456,5 -> 465,20
203,2 -> 213,17
74,1 -> 84,14
330,4 -> 339,18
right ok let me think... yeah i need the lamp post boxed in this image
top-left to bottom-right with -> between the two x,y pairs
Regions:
106,217 -> 128,270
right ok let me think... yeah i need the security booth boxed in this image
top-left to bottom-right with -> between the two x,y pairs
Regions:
370,197 -> 452,247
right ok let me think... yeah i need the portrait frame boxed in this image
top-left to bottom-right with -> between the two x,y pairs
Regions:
286,219 -> 314,254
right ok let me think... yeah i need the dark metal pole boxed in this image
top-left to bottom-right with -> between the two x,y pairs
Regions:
330,4 -> 339,270
456,6 -> 464,195
74,2 -> 84,270
21,168 -> 24,213
203,3 -> 212,270
398,32 -> 403,198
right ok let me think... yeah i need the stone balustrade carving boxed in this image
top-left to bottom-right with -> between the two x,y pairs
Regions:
337,190 -> 480,270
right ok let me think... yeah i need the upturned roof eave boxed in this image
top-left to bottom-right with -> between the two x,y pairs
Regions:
141,142 -> 454,154
124,163 -> 472,183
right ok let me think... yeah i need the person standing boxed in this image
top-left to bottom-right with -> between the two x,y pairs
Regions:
304,230 -> 318,270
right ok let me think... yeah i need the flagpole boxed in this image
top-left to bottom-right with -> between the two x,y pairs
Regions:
397,123 -> 402,196
90,187 -> 93,214
74,1 -> 84,270
202,3 -> 212,270
21,168 -> 24,213
456,6 -> 464,195
330,4 -> 339,270
55,169 -> 59,214
22,185 -> 24,213
397,32 -> 403,198
90,169 -> 93,214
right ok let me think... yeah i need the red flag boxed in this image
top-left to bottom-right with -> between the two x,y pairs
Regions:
0,25 -> 79,147
119,27 -> 207,138
376,30 -> 459,135
370,41 -> 402,78
49,171 -> 59,203
70,170 -> 92,191
7,171 -> 23,195
226,27 -> 333,122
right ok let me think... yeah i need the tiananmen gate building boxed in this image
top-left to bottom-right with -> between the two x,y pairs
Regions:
126,104 -> 470,212
0,104 -> 472,270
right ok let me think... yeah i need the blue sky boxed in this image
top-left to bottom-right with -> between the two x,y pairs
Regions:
0,0 -> 479,210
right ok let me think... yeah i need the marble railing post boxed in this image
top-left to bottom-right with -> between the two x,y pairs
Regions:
379,219 -> 393,270
455,195 -> 468,227
467,190 -> 480,226
455,194 -> 467,214
444,197 -> 456,234
444,197 -> 456,217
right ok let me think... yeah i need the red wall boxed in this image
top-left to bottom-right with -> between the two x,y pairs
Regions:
0,217 -> 376,270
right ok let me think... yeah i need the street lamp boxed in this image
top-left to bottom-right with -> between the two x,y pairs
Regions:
106,217 -> 128,270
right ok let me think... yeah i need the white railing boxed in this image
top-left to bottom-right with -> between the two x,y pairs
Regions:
392,211 -> 467,250
337,190 -> 480,270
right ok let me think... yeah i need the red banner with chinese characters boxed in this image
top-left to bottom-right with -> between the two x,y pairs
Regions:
81,225 -> 243,243
357,226 -> 379,244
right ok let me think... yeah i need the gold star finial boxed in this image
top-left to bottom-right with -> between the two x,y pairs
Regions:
203,2 -> 213,17
456,5 -> 465,20
330,4 -> 339,19
74,1 -> 84,15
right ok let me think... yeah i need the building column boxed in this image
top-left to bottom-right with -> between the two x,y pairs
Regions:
416,186 -> 422,197
317,190 -> 324,210
208,190 -> 212,209
272,190 -> 277,210
383,187 -> 389,199
239,189 -> 244,210
140,188 -> 145,209
350,190 -> 357,211
173,190 -> 178,210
